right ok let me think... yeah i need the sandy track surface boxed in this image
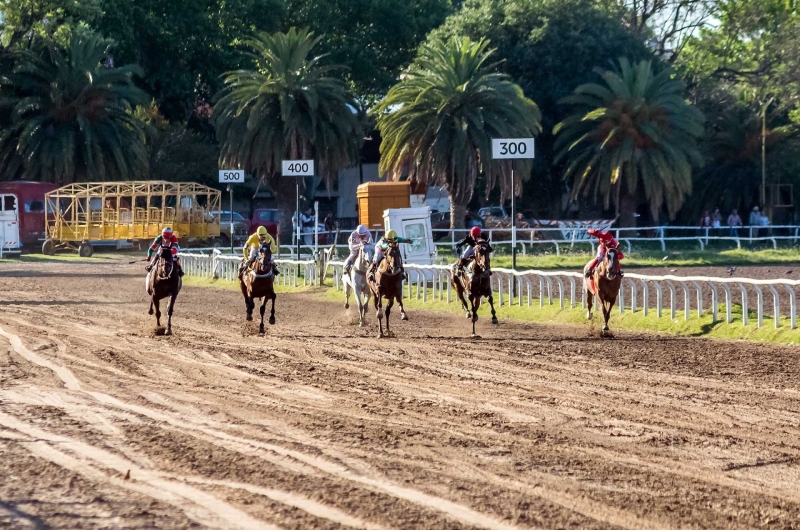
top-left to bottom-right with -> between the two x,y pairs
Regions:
2,259 -> 800,529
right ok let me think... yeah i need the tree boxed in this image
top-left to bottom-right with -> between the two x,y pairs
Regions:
375,36 -> 541,229
554,58 -> 704,226
430,0 -> 653,217
0,32 -> 150,183
214,27 -> 361,240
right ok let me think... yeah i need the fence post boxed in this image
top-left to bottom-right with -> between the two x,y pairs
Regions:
739,283 -> 749,326
768,285 -> 780,328
754,285 -> 764,328
709,282 -> 718,323
641,279 -> 649,316
655,281 -> 663,318
785,286 -> 796,329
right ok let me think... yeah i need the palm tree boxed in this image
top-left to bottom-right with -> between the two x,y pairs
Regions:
0,33 -> 150,183
214,27 -> 361,240
375,36 -> 541,229
554,58 -> 704,226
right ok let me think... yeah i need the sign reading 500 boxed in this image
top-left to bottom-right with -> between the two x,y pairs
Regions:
218,170 -> 245,183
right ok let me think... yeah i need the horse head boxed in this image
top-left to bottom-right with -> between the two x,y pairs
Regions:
359,243 -> 374,270
473,242 -> 490,275
158,247 -> 174,279
257,243 -> 273,275
383,242 -> 402,276
603,248 -> 619,280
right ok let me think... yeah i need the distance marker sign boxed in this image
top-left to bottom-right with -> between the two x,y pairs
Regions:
281,160 -> 315,177
219,169 -> 245,183
491,138 -> 535,159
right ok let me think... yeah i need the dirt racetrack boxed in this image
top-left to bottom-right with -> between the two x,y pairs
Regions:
2,258 -> 800,529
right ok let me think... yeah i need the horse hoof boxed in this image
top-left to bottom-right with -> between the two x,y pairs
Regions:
401,313 -> 408,321
491,318 -> 499,325
259,327 -> 265,336
268,316 -> 275,325
246,315 -> 253,322
465,312 -> 471,319
344,303 -> 349,309
378,333 -> 385,339
586,312 -> 592,320
164,329 -> 172,336
148,309 -> 154,316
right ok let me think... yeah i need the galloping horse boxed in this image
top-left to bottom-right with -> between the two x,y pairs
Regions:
585,246 -> 622,337
452,241 -> 498,337
369,242 -> 407,338
343,243 -> 374,327
240,243 -> 277,335
146,247 -> 182,335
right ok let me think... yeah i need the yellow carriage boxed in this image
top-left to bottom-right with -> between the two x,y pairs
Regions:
43,181 -> 221,257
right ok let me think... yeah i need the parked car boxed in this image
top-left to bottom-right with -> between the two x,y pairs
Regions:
478,206 -> 511,228
208,210 -> 249,248
430,211 -> 484,240
250,208 -> 280,239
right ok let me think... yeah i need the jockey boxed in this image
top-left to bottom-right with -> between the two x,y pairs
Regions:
585,228 -> 624,277
241,226 -> 279,275
455,226 -> 493,275
343,224 -> 374,275
368,229 -> 412,282
146,227 -> 183,277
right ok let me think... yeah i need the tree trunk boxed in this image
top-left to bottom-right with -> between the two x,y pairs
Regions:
450,195 -> 468,230
619,193 -> 638,234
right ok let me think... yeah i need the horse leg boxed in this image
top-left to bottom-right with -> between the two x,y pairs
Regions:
258,297 -> 267,335
148,298 -> 154,316
153,298 -> 162,328
385,296 -> 395,337
357,291 -> 367,327
601,298 -> 614,337
165,292 -> 177,336
344,279 -> 351,309
586,290 -> 594,320
487,294 -> 499,325
374,291 -> 385,338
455,282 -> 470,318
268,293 -> 276,325
397,290 -> 408,321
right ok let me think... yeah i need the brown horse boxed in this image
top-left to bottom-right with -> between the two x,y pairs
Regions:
369,242 -> 408,338
146,248 -> 182,335
585,247 -> 622,337
240,243 -> 277,335
452,242 -> 498,337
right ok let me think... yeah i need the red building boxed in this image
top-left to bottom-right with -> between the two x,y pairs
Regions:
0,181 -> 58,247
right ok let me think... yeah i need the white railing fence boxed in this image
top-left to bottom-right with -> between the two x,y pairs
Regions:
177,251 -> 800,331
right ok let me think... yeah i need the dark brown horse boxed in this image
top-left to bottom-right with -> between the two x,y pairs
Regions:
240,243 -> 277,335
369,242 -> 407,338
452,241 -> 497,337
585,247 -> 622,337
146,248 -> 182,335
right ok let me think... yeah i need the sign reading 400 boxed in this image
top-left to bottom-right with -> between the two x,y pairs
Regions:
491,138 -> 535,160
281,160 -> 315,177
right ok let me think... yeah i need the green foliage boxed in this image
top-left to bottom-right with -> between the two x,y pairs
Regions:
375,35 -> 541,226
431,0 -> 654,216
555,59 -> 704,222
0,32 -> 150,183
0,0 -> 103,55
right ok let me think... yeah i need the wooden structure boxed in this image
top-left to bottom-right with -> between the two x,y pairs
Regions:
44,181 -> 221,256
356,181 -> 410,229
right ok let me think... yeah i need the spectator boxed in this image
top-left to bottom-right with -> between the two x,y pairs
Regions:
727,209 -> 742,237
301,207 -> 315,246
699,210 -> 712,228
749,206 -> 761,226
711,208 -> 722,228
324,212 -> 337,232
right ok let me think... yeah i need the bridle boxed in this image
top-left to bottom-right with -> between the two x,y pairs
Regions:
382,242 -> 402,276
256,243 -> 273,276
603,247 -> 619,280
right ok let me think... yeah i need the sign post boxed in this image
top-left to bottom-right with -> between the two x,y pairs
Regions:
491,139 -> 535,271
281,160 -> 315,267
219,170 -> 245,254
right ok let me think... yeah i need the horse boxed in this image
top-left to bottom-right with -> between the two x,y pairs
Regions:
452,241 -> 498,337
239,243 -> 277,335
343,243 -> 374,327
146,247 -> 182,335
585,246 -> 622,338
369,242 -> 408,338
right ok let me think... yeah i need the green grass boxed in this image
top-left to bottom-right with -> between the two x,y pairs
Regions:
181,274 -> 322,294
434,247 -> 800,270
0,252 -> 125,264
324,284 -> 800,344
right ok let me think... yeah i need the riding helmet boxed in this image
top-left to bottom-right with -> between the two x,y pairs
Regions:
386,229 -> 398,240
257,226 -> 268,238
162,227 -> 173,238
470,226 -> 482,238
357,224 -> 369,236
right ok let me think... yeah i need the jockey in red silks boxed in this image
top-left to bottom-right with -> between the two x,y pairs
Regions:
585,228 -> 624,278
145,227 -> 184,277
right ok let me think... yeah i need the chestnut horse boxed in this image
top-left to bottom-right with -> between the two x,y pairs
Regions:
369,242 -> 407,338
146,247 -> 182,335
585,246 -> 622,337
240,243 -> 277,335
452,241 -> 497,337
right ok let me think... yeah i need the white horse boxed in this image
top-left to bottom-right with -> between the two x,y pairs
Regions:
343,244 -> 374,327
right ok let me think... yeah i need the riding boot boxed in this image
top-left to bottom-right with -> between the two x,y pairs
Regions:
585,268 -> 594,278
367,264 -> 377,283
344,264 -> 352,275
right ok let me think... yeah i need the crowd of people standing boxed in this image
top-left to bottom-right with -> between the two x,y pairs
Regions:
699,206 -> 769,237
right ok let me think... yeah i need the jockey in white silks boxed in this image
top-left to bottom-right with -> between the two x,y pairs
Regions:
343,225 -> 374,274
